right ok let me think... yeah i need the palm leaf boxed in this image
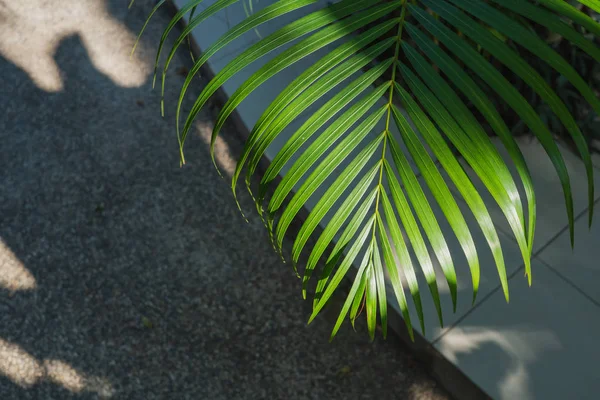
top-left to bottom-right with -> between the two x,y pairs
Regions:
138,0 -> 599,340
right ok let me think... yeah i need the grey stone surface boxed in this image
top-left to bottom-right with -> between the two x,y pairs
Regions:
0,1 -> 449,399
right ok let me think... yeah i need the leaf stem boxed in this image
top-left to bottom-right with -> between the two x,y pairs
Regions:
371,1 -> 407,249
384,1 -> 407,133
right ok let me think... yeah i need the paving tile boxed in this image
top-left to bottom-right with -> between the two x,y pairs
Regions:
453,136 -> 600,252
239,0 -> 331,47
593,153 -> 600,170
178,0 -> 332,62
536,208 -> 600,304
385,175 -> 525,342
435,260 -> 600,400
173,0 -> 256,63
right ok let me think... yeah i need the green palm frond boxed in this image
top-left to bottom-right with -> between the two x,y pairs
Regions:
136,0 -> 599,340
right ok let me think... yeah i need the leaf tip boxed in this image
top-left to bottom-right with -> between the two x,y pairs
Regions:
209,149 -> 225,180
368,331 -> 375,342
450,287 -> 457,314
407,326 -> 415,343
570,223 -> 575,249
231,192 -> 249,222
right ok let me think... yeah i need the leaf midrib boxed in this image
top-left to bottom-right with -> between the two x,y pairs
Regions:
368,1 -> 408,287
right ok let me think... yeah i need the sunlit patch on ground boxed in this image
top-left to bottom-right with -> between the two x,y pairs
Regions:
0,339 -> 114,397
0,0 -> 149,92
437,326 -> 561,399
0,239 -> 36,293
0,339 -> 43,387
197,121 -> 237,176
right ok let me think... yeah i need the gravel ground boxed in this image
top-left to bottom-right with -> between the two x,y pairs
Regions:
0,1 -> 450,399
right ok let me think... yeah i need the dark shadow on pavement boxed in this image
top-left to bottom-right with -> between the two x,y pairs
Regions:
0,1 -> 449,399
